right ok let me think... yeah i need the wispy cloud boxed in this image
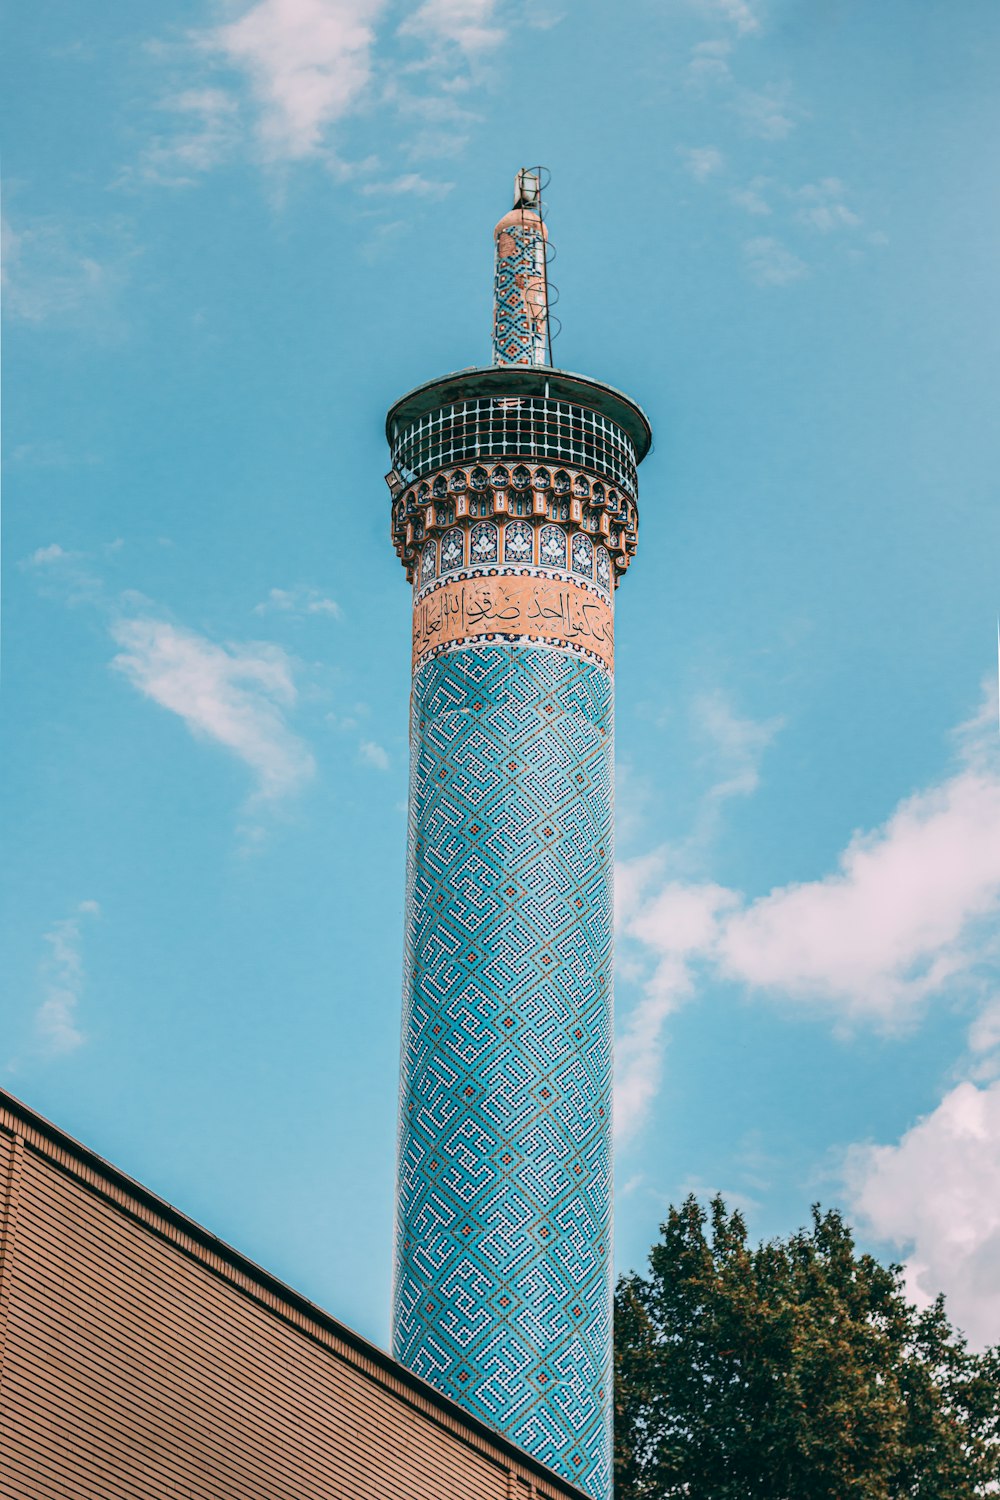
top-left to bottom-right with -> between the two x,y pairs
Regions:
673,36 -> 866,280
387,1 -> 505,159
21,538 -> 105,606
130,0 -> 514,184
687,38 -> 733,87
359,218 -> 408,257
678,145 -> 725,181
34,901 -> 100,1057
1,213 -> 134,326
692,0 -> 760,36
207,0 -> 383,162
110,616 -> 316,805
359,737 -> 390,769
847,1078 -> 1000,1350
616,692 -> 780,1140
729,179 -> 864,274
389,87 -> 482,160
730,178 -> 771,215
360,171 -> 454,197
618,685 -> 1000,1140
743,235 -> 807,286
694,690 -> 783,804
793,177 -> 861,233
25,546 -> 320,831
969,995 -> 1000,1076
397,0 -> 506,64
9,441 -> 102,469
666,691 -> 784,866
325,705 -> 392,771
30,543 -> 73,565
617,880 -> 738,1142
716,695 -> 1000,1021
736,85 -> 797,140
129,88 -> 242,188
253,584 -> 341,618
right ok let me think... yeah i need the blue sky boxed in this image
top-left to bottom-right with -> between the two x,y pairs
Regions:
4,0 -> 1000,1352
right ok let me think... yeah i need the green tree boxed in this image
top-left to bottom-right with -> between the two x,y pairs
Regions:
614,1196 -> 1000,1499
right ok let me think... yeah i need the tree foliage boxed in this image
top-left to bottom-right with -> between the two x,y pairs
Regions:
614,1196 -> 1000,1499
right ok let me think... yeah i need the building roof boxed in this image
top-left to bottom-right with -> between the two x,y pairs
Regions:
0,1087 -> 590,1500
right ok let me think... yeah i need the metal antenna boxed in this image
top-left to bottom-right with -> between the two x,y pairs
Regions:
527,166 -> 560,366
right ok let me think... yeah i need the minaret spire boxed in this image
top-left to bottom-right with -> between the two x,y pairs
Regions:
492,166 -> 550,366
384,171 -> 650,1500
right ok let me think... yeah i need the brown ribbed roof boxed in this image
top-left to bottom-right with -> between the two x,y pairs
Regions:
0,1087 -> 589,1500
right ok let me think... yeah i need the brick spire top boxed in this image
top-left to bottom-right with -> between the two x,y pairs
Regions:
491,168 -> 550,367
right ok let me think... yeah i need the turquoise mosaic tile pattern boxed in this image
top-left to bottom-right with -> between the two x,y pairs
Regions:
393,642 -> 614,1500
493,213 -> 549,367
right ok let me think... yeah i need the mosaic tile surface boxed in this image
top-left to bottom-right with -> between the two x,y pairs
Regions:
492,209 -> 549,367
393,642 -> 614,1500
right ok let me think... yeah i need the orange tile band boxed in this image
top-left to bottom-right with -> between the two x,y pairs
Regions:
412,573 -> 614,674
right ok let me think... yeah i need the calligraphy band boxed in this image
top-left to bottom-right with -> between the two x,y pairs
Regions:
412,571 -> 614,674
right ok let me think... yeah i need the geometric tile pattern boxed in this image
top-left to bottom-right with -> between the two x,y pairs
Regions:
493,210 -> 549,367
572,532 -> 594,577
413,514 -> 616,605
389,460 -> 641,589
393,643 -> 614,1500
539,524 -> 568,569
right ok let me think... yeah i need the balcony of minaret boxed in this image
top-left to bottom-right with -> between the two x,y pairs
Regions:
391,465 -> 639,583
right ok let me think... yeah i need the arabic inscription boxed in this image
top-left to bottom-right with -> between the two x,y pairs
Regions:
412,573 -> 614,673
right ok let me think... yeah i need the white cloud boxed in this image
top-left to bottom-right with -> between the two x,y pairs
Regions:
20,539 -> 105,607
110,616 -> 315,803
29,543 -> 72,565
732,177 -> 862,234
615,690 -> 779,1140
618,685 -> 1000,1138
847,1080 -> 1000,1349
969,996 -> 1000,1078
743,235 -> 807,286
692,0 -> 760,35
737,87 -> 796,140
688,38 -> 732,85
387,3 -> 503,158
360,171 -> 454,197
678,146 -> 725,182
208,0 -> 384,160
398,0 -> 506,61
666,692 -> 784,864
359,738 -> 390,770
694,690 -> 782,804
616,849 -> 668,929
389,87 -> 482,160
716,703 -> 1000,1019
130,0 -> 513,181
617,881 -> 738,1142
793,177 -> 861,233
24,549 -> 320,827
1,213 -> 132,325
34,902 -> 100,1057
133,88 -> 242,187
720,0 -> 759,32
730,179 -> 771,215
253,584 -> 342,618
10,442 -> 101,469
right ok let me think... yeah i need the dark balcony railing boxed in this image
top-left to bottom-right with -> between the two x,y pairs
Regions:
390,396 -> 638,499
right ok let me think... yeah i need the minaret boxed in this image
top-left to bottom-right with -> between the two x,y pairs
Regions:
386,169 -> 650,1500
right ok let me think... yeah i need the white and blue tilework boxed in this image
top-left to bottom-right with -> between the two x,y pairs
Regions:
393,642 -> 614,1500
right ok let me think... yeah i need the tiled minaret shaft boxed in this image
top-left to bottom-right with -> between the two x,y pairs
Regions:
386,170 -> 651,1500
